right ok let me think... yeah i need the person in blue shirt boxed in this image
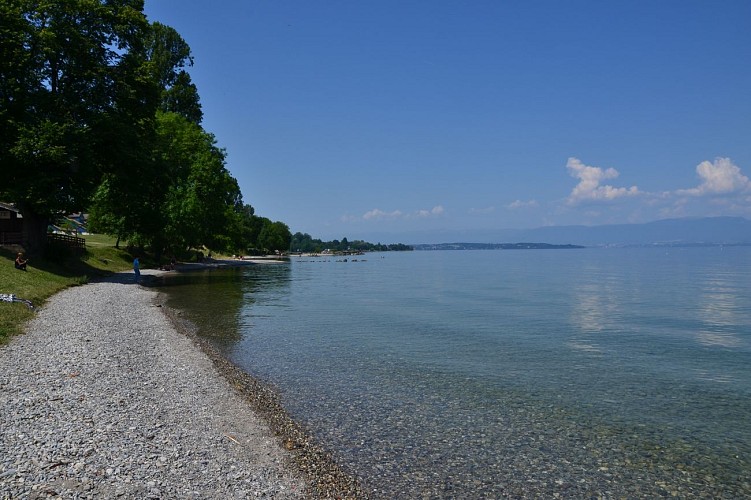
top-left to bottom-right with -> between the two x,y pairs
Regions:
133,257 -> 140,283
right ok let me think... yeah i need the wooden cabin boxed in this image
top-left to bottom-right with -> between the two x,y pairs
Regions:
0,202 -> 23,245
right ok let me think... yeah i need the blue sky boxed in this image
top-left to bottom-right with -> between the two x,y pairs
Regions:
144,1 -> 751,242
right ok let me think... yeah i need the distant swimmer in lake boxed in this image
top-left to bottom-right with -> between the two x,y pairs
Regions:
14,252 -> 27,271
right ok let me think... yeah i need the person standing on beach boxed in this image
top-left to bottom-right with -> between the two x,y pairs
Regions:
133,256 -> 140,283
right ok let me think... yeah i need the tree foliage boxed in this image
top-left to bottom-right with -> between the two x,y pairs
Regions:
0,1 -> 255,257
89,111 -> 244,256
290,233 -> 413,253
157,112 -> 242,253
0,0 -> 154,253
257,220 -> 291,254
146,22 -> 202,124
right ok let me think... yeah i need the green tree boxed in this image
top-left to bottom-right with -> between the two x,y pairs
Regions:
0,0 -> 153,254
146,22 -> 202,124
291,232 -> 324,253
91,112 -> 242,257
154,111 -> 242,255
88,22 -> 219,257
232,203 -> 264,253
258,220 -> 291,254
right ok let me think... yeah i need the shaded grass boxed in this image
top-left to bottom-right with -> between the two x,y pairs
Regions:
0,237 -> 136,343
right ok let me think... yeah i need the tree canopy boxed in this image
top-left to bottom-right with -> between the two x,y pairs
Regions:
0,0 -> 156,253
0,1 -> 250,257
290,233 -> 413,253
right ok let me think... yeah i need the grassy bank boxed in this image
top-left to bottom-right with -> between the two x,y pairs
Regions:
0,234 -> 135,343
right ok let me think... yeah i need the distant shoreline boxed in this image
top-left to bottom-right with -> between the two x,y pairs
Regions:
412,242 -> 751,250
413,242 -> 585,250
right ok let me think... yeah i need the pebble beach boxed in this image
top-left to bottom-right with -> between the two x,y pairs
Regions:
0,269 -> 360,499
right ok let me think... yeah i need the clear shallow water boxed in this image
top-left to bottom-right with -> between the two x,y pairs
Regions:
156,248 -> 751,497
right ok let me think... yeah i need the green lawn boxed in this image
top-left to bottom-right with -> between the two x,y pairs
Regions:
0,236 -> 135,343
83,233 -> 118,247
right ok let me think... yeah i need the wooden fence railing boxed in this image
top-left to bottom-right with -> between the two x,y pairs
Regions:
0,232 -> 86,249
47,232 -> 86,249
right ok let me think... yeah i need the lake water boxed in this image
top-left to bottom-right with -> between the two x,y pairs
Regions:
155,248 -> 751,497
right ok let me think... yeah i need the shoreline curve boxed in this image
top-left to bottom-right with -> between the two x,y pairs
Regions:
0,267 -> 363,498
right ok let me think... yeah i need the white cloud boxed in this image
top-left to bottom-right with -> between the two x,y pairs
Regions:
676,157 -> 751,196
360,205 -> 443,221
363,208 -> 403,220
507,199 -> 538,210
416,205 -> 444,217
566,157 -> 639,205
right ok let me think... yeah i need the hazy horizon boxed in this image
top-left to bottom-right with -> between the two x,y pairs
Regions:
343,215 -> 751,246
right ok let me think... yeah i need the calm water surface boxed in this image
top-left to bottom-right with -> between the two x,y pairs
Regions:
156,248 -> 751,497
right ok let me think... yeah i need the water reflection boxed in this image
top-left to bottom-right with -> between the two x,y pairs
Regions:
153,265 -> 292,347
567,268 -> 626,354
696,274 -> 745,348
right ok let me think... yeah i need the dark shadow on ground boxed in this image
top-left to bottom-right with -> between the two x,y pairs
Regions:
90,270 -> 160,286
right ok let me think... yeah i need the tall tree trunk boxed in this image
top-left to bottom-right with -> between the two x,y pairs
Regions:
17,202 -> 49,257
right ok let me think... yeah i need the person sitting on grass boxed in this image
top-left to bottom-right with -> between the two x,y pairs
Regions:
15,252 -> 27,271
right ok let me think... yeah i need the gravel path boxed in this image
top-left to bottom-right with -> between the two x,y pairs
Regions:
0,271 -> 308,499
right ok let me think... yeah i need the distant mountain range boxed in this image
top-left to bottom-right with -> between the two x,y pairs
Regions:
394,217 -> 751,247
